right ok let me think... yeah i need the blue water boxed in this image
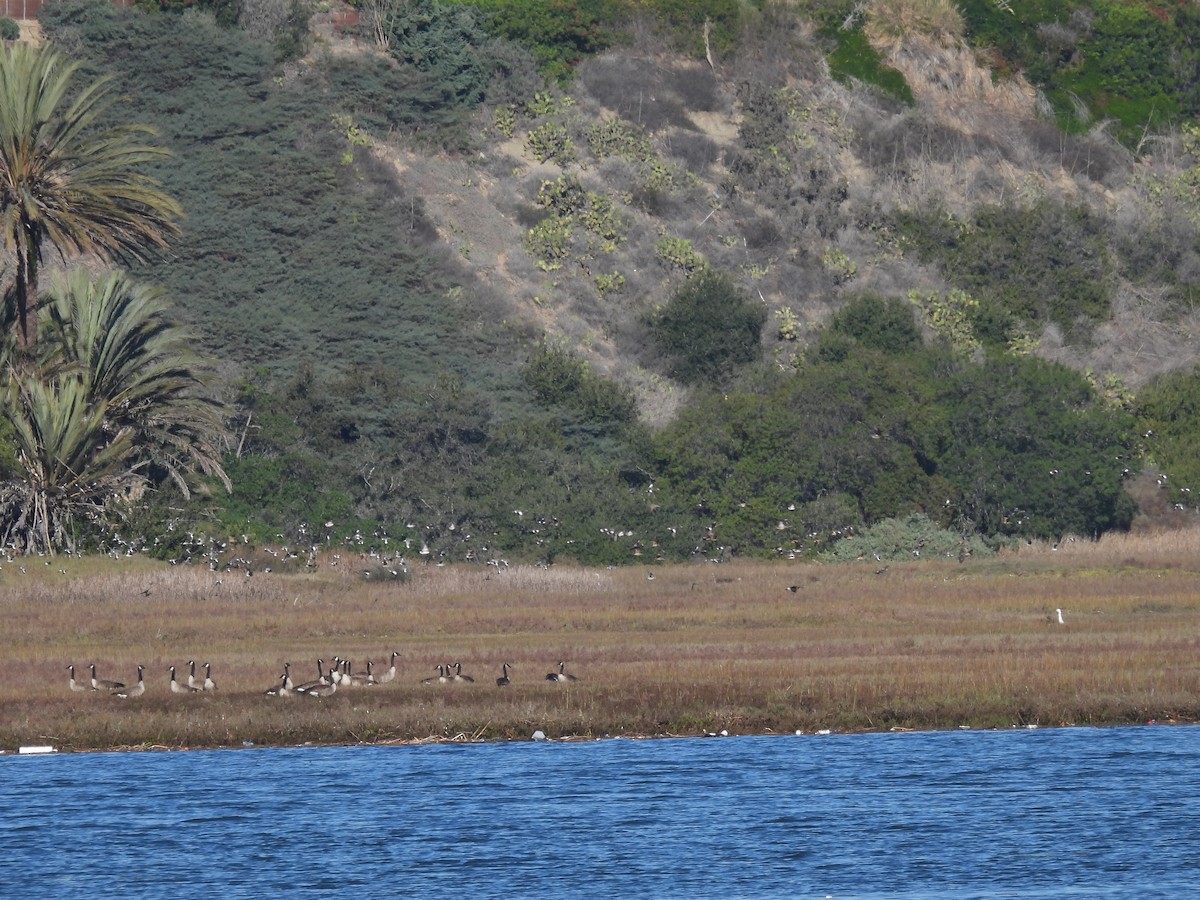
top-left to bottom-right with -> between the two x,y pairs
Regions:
2,726 -> 1198,898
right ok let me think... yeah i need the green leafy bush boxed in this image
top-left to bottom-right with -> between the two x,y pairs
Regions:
823,514 -> 995,562
523,341 -> 636,424
1135,366 -> 1200,501
827,292 -> 922,356
0,16 -> 20,40
938,354 -> 1138,539
898,201 -> 1111,344
645,269 -> 766,385
456,0 -> 611,82
526,120 -> 576,164
387,0 -> 491,107
824,23 -> 913,104
959,0 -> 1200,139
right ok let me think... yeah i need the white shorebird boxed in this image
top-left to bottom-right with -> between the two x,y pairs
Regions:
1056,608 -> 1066,625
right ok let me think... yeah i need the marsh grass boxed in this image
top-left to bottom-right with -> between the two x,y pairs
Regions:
4,530 -> 1200,751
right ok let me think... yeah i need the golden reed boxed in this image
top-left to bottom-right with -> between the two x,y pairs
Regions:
2,529 -> 1198,751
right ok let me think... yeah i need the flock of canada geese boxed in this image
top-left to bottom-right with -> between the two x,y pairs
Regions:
67,657 -> 579,698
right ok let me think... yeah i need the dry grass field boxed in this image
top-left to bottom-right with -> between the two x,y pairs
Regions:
3,529 -> 1200,752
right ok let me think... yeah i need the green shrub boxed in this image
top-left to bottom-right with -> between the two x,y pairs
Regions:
938,354 -> 1138,539
959,0 -> 1198,139
827,292 -> 923,356
825,24 -> 914,104
634,0 -> 747,58
823,514 -> 994,562
653,235 -> 704,273
457,0 -> 611,82
898,201 -> 1111,344
1135,366 -> 1200,502
523,341 -> 636,424
0,16 -> 20,41
526,121 -> 576,165
646,269 -> 765,384
387,0 -> 491,107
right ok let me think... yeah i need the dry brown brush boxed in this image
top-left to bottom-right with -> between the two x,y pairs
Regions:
3,532 -> 1200,751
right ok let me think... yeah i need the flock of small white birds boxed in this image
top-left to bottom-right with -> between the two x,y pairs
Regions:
68,655 -> 579,698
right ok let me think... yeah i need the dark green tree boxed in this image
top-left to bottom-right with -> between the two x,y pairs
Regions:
938,355 -> 1137,539
646,269 -> 766,385
1135,367 -> 1200,500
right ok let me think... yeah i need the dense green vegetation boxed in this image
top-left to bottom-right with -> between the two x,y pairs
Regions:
898,201 -> 1112,345
3,0 -> 1200,564
959,0 -> 1200,139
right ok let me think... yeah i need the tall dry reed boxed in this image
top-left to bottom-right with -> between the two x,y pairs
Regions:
2,531 -> 1199,751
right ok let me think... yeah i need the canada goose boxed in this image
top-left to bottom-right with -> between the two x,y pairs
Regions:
67,664 -> 88,693
90,664 -> 124,693
328,658 -> 342,685
293,659 -> 328,693
116,666 -> 146,699
169,665 -> 201,694
546,661 -> 577,683
496,663 -> 512,687
201,663 -> 217,692
281,661 -> 294,692
187,660 -> 199,690
264,673 -> 290,697
344,659 -> 374,687
299,677 -> 337,698
376,651 -> 399,684
421,664 -> 448,685
452,662 -> 475,683
328,657 -> 344,686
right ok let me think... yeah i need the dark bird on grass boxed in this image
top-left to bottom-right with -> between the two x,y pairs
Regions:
786,585 -> 799,593
264,674 -> 290,697
116,666 -> 146,699
67,665 -> 88,693
496,663 -> 512,687
345,660 -> 375,687
422,664 -> 449,685
299,678 -> 337,698
90,664 -> 124,693
293,659 -> 329,694
546,661 -> 577,683
201,663 -> 217,692
169,665 -> 201,694
452,662 -> 474,683
187,660 -> 200,690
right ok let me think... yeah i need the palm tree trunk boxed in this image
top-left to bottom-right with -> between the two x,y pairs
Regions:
14,232 -> 38,351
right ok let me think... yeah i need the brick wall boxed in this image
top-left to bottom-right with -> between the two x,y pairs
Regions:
2,0 -> 135,21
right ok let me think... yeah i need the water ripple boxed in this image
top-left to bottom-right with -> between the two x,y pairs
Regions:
3,726 -> 1199,898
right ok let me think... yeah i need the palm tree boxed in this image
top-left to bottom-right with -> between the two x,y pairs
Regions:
0,44 -> 181,352
0,269 -> 229,554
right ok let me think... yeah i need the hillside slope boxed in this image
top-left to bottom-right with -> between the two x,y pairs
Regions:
27,0 -> 1200,561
